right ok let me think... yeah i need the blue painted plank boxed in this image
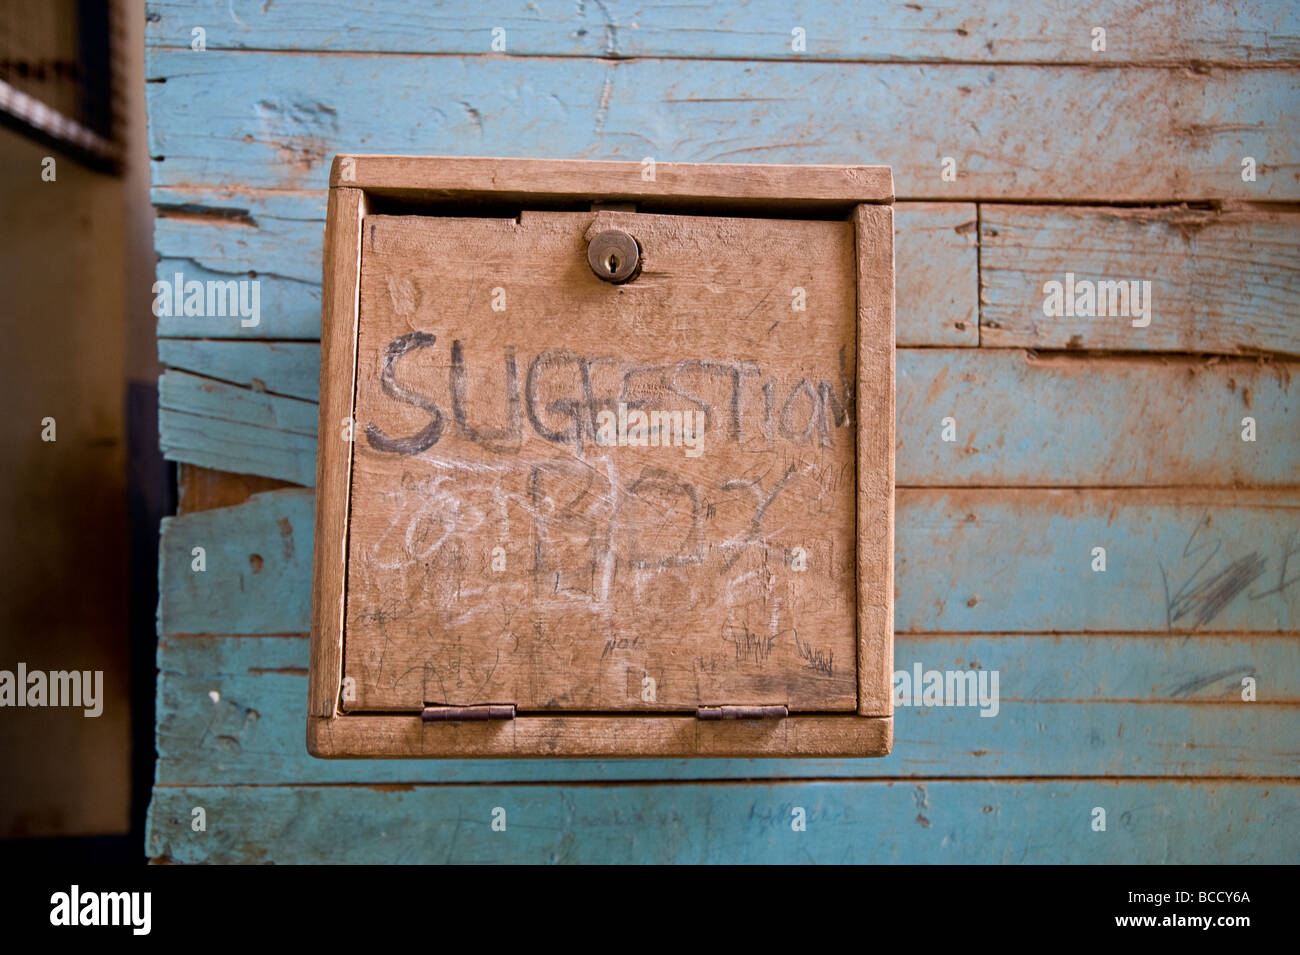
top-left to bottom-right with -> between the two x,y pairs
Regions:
157,487 -> 1300,635
150,192 -> 982,345
144,0 -> 1300,65
159,371 -> 318,484
981,206 -> 1300,356
158,340 -> 321,400
167,633 -> 1300,701
145,781 -> 1300,863
144,52 -> 1299,200
154,634 -> 1300,785
897,489 -> 1300,633
158,488 -> 315,636
155,344 -> 1299,487
897,351 -> 1298,486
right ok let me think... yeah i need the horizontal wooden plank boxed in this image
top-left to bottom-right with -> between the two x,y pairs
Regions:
158,340 -> 321,400
331,154 -> 892,205
898,351 -> 1298,486
158,487 -> 1300,636
166,633 -> 1300,701
144,0 -> 1300,65
159,371 -> 317,485
981,206 -> 1300,356
144,53 -> 1299,200
159,488 -> 316,636
146,781 -> 1300,863
155,344 -> 1298,487
153,633 -> 1300,784
896,204 -> 978,346
151,191 -> 972,344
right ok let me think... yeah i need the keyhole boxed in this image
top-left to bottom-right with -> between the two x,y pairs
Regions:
605,253 -> 619,273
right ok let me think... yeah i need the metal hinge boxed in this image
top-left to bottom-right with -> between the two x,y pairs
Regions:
696,704 -> 788,720
421,704 -> 516,722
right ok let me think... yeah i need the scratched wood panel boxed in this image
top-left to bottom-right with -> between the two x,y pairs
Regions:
167,634 -> 1300,703
343,209 -> 864,711
158,371 -> 317,486
895,204 -> 978,347
158,487 -> 1300,636
145,781 -> 1300,864
143,52 -> 1299,200
898,489 -> 1300,633
156,345 -> 1299,488
897,351 -> 1298,487
158,340 -> 321,400
151,189 -> 971,344
153,633 -> 1300,785
144,0 -> 1300,64
981,206 -> 1300,356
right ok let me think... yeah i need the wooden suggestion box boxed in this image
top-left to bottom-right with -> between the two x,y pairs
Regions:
308,156 -> 895,758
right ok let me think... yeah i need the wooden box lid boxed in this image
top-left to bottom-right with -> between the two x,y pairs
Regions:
309,157 -> 894,758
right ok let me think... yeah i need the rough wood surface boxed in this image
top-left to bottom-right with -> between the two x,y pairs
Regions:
981,205 -> 1300,355
332,154 -> 892,207
159,370 -> 318,485
144,53 -> 1299,200
309,187 -> 365,720
155,633 -> 1300,784
158,487 -> 1300,636
145,782 -> 1300,864
855,205 -> 894,715
340,208 -> 872,713
144,1 -> 1300,65
156,344 -> 1299,488
159,340 -> 321,400
151,190 -> 976,345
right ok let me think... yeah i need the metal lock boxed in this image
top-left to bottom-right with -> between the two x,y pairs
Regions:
587,229 -> 641,283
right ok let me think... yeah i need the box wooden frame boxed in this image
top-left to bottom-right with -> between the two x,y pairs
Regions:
308,156 -> 895,758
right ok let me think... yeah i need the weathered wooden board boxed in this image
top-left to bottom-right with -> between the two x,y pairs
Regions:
981,206 -> 1300,355
159,488 -> 316,636
342,208 -> 866,712
898,351 -> 1298,486
158,340 -> 321,400
157,344 -> 1299,488
144,53 -> 1299,200
145,781 -> 1300,864
152,190 -> 1296,354
896,204 -> 978,347
158,487 -> 1300,636
151,191 -> 972,345
153,633 -> 1300,785
167,633 -> 1300,702
144,0 -> 1300,65
158,370 -> 317,486
898,489 -> 1300,633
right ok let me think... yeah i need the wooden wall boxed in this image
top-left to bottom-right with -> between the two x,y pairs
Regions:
143,1 -> 1299,862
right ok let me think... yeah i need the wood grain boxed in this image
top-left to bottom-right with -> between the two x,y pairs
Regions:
155,633 -> 1300,785
855,205 -> 895,715
158,486 -> 1300,636
146,781 -> 1300,864
981,205 -> 1300,355
332,154 -> 892,207
144,53 -> 1300,200
309,186 -> 365,719
342,208 -> 865,712
144,0 -> 1300,65
157,345 -> 1299,488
